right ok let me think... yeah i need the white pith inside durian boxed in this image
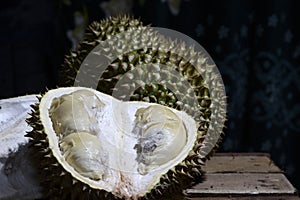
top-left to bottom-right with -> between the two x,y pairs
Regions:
40,87 -> 197,199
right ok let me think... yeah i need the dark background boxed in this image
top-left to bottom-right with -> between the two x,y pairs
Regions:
1,0 -> 299,191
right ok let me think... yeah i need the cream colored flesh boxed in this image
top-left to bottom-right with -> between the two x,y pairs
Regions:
40,87 -> 198,199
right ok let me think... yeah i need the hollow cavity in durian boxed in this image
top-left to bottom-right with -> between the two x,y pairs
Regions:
40,87 -> 197,199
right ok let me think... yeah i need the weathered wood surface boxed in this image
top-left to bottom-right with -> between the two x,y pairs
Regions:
187,153 -> 299,199
189,196 -> 300,200
201,153 -> 282,173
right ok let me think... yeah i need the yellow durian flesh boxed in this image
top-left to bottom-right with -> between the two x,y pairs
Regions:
60,131 -> 106,180
133,105 -> 187,175
40,87 -> 198,199
49,90 -> 104,137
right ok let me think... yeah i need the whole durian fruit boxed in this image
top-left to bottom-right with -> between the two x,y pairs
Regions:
26,16 -> 226,199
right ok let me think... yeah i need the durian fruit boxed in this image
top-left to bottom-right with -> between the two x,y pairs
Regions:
27,16 -> 226,199
27,87 -> 199,199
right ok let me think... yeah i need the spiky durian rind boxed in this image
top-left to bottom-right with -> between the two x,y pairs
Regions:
61,15 -> 145,88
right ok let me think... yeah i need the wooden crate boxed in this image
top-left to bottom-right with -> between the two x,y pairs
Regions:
186,153 -> 299,200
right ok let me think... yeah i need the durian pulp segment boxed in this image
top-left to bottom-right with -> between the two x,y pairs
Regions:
133,105 -> 187,175
60,132 -> 107,180
40,87 -> 197,199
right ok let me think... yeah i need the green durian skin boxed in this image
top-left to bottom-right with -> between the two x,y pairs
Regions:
26,15 -> 226,199
61,15 -> 212,140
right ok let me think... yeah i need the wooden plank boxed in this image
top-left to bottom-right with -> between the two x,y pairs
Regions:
187,153 -> 299,199
203,153 -> 282,173
189,195 -> 300,200
186,173 -> 296,195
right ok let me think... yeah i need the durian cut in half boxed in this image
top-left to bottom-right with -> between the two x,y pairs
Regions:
27,87 -> 201,199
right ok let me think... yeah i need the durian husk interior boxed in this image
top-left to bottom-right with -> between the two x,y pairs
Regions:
26,16 -> 226,200
29,87 -> 198,199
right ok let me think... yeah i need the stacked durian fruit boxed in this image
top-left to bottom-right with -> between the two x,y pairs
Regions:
26,16 -> 226,200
